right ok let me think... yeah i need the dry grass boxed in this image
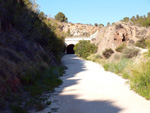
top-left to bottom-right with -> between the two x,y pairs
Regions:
103,58 -> 131,74
122,47 -> 140,59
129,60 -> 150,99
0,47 -> 22,63
87,54 -> 106,64
0,56 -> 19,78
109,53 -> 122,62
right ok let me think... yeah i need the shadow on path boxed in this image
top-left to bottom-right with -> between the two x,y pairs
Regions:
50,55 -> 123,113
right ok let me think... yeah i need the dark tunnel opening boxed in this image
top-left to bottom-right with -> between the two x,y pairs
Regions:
67,44 -> 75,54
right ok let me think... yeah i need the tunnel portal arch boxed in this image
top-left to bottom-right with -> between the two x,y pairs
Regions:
66,44 -> 75,54
65,37 -> 92,54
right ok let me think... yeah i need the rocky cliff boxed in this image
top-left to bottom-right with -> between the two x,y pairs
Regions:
91,21 -> 150,54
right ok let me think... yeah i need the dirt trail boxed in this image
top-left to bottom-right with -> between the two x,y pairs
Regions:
39,55 -> 150,113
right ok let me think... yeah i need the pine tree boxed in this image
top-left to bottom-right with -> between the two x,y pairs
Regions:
55,12 -> 68,22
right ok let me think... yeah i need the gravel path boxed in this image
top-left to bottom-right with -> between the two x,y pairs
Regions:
39,54 -> 150,113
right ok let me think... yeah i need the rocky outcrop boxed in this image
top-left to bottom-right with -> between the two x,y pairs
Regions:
92,21 -> 150,54
47,18 -> 100,37
62,23 -> 99,37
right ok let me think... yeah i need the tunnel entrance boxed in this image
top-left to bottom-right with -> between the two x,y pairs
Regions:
67,44 -> 75,54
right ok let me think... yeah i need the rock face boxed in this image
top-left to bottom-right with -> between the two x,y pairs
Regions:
62,23 -> 99,37
92,21 -> 150,54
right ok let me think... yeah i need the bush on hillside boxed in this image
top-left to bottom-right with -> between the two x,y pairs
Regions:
115,44 -> 126,52
102,48 -> 114,59
135,38 -> 150,49
146,39 -> 150,48
122,47 -> 140,59
74,40 -> 97,59
135,39 -> 147,48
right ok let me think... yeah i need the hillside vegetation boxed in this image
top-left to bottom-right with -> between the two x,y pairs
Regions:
88,12 -> 150,99
0,0 -> 66,112
121,12 -> 150,27
88,41 -> 150,99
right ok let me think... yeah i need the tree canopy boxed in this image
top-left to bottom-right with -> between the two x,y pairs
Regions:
55,12 -> 68,22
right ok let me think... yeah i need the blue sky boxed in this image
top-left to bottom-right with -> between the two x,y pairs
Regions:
36,0 -> 150,26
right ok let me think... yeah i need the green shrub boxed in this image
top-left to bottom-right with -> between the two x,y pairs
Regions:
46,101 -> 51,105
102,48 -> 114,59
122,47 -> 140,59
122,71 -> 130,79
135,39 -> 146,48
103,63 -> 110,71
115,44 -> 126,52
135,38 -> 150,49
23,66 -> 63,97
74,40 -> 97,59
20,66 -> 64,111
21,67 -> 40,85
145,39 -> 150,48
130,61 -> 150,99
